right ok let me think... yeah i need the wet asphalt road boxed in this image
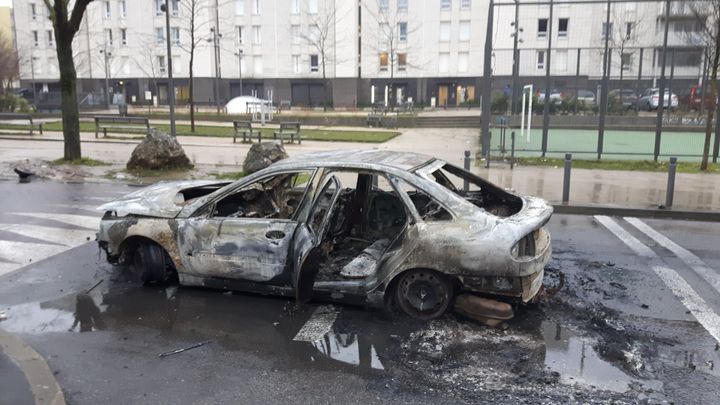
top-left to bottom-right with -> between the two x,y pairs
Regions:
1,179 -> 720,404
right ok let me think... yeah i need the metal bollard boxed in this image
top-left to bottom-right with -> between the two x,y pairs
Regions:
562,153 -> 572,204
510,131 -> 516,170
666,157 -> 677,208
463,150 -> 471,192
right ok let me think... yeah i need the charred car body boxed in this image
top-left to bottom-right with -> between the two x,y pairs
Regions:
97,150 -> 552,319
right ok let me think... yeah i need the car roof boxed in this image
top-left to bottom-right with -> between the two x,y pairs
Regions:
276,149 -> 435,171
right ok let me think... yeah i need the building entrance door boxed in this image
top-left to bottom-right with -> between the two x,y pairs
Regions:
438,85 -> 449,106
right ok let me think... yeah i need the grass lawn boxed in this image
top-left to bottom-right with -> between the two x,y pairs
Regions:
51,157 -> 109,166
16,121 -> 400,143
513,157 -> 720,174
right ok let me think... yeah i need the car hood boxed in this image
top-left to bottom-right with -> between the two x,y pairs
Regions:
98,180 -> 228,218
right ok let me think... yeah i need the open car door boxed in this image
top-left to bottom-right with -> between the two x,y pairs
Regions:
292,175 -> 341,303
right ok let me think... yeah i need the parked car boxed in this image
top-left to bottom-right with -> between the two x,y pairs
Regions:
686,85 -> 715,110
537,89 -> 563,104
96,150 -> 553,320
576,90 -> 597,106
608,89 -> 639,109
637,88 -> 678,110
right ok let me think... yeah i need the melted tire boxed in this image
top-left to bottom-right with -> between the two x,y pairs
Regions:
133,243 -> 168,285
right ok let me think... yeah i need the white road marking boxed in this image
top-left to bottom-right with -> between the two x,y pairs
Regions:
293,305 -> 340,342
625,217 -> 720,296
0,223 -> 94,246
10,212 -> 100,230
595,215 -> 720,344
0,240 -> 69,277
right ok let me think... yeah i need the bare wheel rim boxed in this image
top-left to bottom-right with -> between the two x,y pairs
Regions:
397,270 -> 450,319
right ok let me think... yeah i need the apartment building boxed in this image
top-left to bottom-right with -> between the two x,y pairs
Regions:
11,0 -> 707,108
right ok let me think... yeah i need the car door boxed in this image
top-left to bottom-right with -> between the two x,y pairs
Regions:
177,170 -> 316,283
291,174 -> 342,302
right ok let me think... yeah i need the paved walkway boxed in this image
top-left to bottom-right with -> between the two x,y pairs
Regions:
1,128 -> 719,212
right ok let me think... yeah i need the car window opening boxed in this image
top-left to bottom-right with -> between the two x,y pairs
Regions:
212,171 -> 313,220
312,171 -> 408,282
428,163 -> 523,217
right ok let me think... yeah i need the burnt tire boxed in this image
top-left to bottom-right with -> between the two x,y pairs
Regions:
133,243 -> 168,285
395,269 -> 452,320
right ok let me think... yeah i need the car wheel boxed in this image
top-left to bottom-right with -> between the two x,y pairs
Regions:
133,243 -> 169,285
647,102 -> 652,111
395,269 -> 452,320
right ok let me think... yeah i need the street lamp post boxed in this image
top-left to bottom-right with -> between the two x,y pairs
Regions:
210,28 -> 221,113
162,1 -> 177,137
235,49 -> 243,97
100,47 -> 112,109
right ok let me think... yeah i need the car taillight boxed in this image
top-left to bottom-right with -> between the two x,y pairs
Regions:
511,231 -> 537,258
652,96 -> 658,101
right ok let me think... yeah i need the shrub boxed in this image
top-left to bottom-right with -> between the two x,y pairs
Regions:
491,94 -> 509,113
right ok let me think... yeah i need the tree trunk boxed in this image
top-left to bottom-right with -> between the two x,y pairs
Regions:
57,34 -> 81,160
322,54 -> 327,112
189,49 -> 195,132
701,29 -> 720,171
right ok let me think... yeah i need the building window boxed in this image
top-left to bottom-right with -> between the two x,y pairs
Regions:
235,0 -> 244,15
558,18 -> 568,38
439,52 -> 449,73
399,22 -> 407,41
310,24 -> 320,42
33,31 -> 38,47
458,52 -> 469,72
293,55 -> 300,73
252,0 -> 260,15
292,0 -> 300,14
536,50 -> 545,69
105,29 -> 113,46
253,26 -> 261,45
602,22 -> 613,40
461,0 -> 471,10
625,22 -> 633,39
158,55 -> 166,74
173,55 -> 181,74
441,0 -> 451,10
398,0 -> 408,12
171,27 -> 180,45
104,0 -> 111,19
459,20 -> 470,42
121,28 -> 127,45
171,0 -> 179,16
309,0 -> 318,14
621,52 -> 633,71
538,18 -> 548,38
30,3 -> 37,20
310,54 -> 319,72
291,25 -> 300,44
439,21 -> 451,42
155,27 -> 165,44
237,26 -> 244,44
120,0 -> 127,18
47,30 -> 54,47
397,52 -> 407,71
254,56 -> 263,74
379,52 -> 388,71
555,49 -> 568,72
379,0 -> 389,11
155,0 -> 163,16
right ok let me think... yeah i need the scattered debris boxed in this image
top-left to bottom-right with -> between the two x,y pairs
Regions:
609,282 -> 627,291
14,167 -> 35,183
159,340 -> 212,358
454,294 -> 514,327
640,304 -> 649,309
86,279 -> 104,294
544,271 -> 565,297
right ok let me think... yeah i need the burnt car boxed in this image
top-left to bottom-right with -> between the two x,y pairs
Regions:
97,150 -> 552,320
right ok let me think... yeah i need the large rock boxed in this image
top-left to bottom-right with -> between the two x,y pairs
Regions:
127,129 -> 193,170
243,142 -> 288,174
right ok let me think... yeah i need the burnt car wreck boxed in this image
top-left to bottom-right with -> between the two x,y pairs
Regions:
97,150 -> 552,320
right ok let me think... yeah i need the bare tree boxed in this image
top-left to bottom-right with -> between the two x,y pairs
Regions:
299,1 -> 342,110
42,0 -> 95,161
362,0 -> 420,107
133,37 -> 162,112
0,31 -> 19,93
688,1 -> 720,170
178,0 -> 214,131
607,9 -> 645,106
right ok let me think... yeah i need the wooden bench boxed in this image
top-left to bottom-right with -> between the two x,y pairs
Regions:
94,115 -> 150,138
273,122 -> 301,144
0,113 -> 43,135
233,120 -> 261,143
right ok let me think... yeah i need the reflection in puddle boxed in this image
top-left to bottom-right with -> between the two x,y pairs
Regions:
311,332 -> 384,370
542,321 -> 661,392
1,301 -> 74,334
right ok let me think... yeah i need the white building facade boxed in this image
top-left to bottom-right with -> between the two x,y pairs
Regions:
11,0 -> 707,107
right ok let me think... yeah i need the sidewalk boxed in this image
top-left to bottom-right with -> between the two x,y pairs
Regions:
1,128 -> 719,212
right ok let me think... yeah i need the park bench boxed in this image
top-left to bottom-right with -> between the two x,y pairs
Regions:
273,122 -> 301,144
278,100 -> 291,113
233,120 -> 261,143
366,111 -> 397,128
0,113 -> 43,135
94,115 -> 150,138
366,113 -> 383,127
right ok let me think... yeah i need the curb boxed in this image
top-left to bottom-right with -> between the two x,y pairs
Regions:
0,328 -> 66,405
553,204 -> 720,222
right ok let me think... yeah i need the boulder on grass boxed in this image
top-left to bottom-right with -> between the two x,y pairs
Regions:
243,142 -> 288,175
127,129 -> 193,170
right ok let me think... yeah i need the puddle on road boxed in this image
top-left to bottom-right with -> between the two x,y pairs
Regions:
311,332 -> 385,370
541,321 -> 662,392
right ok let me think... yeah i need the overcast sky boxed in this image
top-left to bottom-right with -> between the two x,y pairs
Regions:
0,0 -> 11,7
